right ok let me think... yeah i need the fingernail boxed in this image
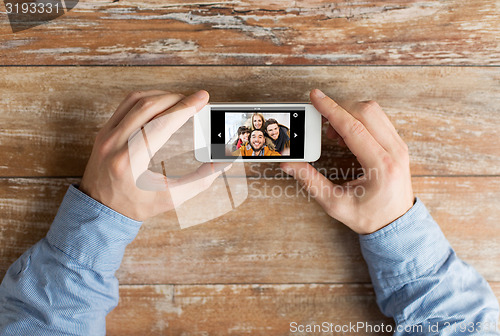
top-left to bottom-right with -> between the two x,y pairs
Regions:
313,89 -> 326,99
194,90 -> 208,99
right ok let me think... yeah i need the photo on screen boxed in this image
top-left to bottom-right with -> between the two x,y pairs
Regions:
224,112 -> 291,157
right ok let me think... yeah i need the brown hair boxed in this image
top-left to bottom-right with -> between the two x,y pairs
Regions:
250,128 -> 265,138
237,126 -> 251,136
264,118 -> 279,133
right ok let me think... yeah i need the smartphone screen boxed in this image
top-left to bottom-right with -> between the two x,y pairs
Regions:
210,106 -> 305,160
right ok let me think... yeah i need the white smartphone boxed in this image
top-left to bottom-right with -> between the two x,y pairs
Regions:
194,103 -> 322,162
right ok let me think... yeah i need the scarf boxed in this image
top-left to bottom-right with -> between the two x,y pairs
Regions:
272,126 -> 289,153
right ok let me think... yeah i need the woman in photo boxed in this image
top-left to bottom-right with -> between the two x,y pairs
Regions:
250,113 -> 265,131
250,112 -> 276,151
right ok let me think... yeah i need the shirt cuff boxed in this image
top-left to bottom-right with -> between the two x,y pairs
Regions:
359,197 -> 452,290
47,184 -> 143,273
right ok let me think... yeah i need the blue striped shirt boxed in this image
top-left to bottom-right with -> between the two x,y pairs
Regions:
360,199 -> 499,335
0,185 -> 499,335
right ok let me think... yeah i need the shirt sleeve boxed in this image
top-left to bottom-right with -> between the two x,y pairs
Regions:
0,185 -> 142,336
360,197 -> 500,335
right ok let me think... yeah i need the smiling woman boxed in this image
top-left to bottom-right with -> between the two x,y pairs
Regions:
251,113 -> 265,131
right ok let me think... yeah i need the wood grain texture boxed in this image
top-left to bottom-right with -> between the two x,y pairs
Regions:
106,283 -> 500,335
0,66 -> 499,177
1,176 -> 499,284
106,284 -> 394,336
1,0 -> 499,65
1,0 -> 498,331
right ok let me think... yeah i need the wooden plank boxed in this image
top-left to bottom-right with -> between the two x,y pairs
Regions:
106,284 -> 394,336
0,66 -> 499,177
107,282 -> 500,335
1,1 -> 499,65
0,178 -> 75,273
1,176 -> 499,283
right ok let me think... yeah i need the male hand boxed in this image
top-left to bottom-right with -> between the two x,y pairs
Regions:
80,90 -> 227,221
281,89 -> 414,234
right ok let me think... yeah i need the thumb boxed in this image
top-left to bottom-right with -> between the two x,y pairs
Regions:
281,162 -> 347,217
280,162 -> 350,221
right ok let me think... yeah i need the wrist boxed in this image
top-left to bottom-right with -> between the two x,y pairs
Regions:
78,177 -> 99,202
47,184 -> 142,272
359,197 -> 451,287
371,196 -> 416,235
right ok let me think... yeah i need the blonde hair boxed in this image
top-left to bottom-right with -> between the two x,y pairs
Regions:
250,113 -> 266,131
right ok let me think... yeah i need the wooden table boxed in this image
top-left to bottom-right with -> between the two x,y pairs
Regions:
1,1 -> 499,335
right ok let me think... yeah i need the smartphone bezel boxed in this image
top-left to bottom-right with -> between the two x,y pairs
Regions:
194,103 -> 321,162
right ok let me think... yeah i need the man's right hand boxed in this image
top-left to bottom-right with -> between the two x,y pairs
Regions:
281,89 -> 414,234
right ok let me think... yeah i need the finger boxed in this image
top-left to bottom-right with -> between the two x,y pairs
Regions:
159,90 -> 210,118
168,162 -> 231,187
166,162 -> 232,207
133,162 -> 230,194
127,91 -> 210,181
134,169 -> 169,191
105,90 -> 171,130
280,162 -> 349,216
310,89 -> 387,168
116,92 -> 186,141
134,90 -> 209,153
122,89 -> 208,147
356,100 -> 395,131
341,100 -> 406,154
